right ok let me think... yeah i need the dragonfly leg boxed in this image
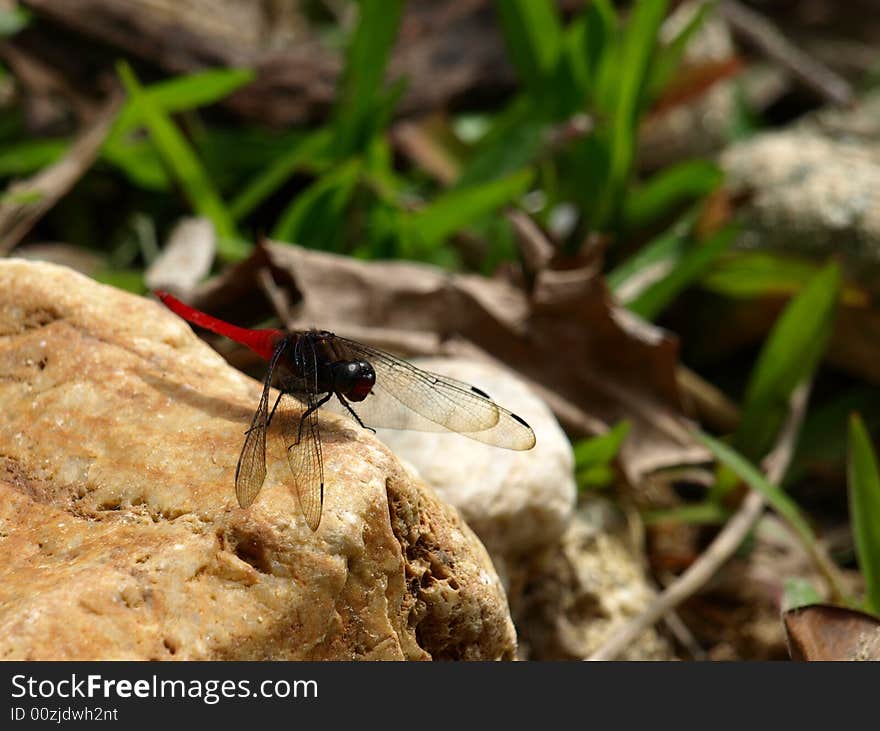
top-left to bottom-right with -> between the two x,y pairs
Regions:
266,390 -> 284,427
243,391 -> 283,435
294,393 -> 332,445
336,394 -> 376,434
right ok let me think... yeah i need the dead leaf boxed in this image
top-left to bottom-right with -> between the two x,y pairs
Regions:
145,217 -> 216,298
784,604 -> 880,660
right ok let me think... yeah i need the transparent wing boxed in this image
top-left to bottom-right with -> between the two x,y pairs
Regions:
234,341 -> 287,508
280,394 -> 324,531
279,335 -> 325,531
333,337 -> 536,451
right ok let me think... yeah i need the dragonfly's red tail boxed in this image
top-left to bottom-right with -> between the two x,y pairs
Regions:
155,291 -> 282,362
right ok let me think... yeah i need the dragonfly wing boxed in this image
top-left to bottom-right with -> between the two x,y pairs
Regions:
280,334 -> 325,531
234,339 -> 287,508
281,391 -> 325,531
334,338 -> 536,451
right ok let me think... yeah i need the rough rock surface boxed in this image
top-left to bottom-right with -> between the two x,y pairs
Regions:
0,260 -> 516,660
375,358 -> 575,569
512,499 -> 673,661
721,129 -> 880,284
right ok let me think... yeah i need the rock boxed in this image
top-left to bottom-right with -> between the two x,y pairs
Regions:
374,358 -> 575,569
512,499 -> 674,661
0,260 -> 516,660
721,129 -> 880,286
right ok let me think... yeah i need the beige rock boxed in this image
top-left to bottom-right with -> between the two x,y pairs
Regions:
512,499 -> 673,661
0,260 -> 516,660
374,358 -> 575,566
721,130 -> 880,270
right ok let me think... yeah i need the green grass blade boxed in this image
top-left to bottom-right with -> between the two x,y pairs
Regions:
110,67 -> 255,142
608,207 -> 697,297
0,5 -> 30,37
116,61 -> 245,260
0,139 -> 68,175
271,159 -> 362,246
643,500 -> 729,526
648,0 -> 715,96
230,129 -> 330,221
735,262 -> 841,461
102,138 -> 170,191
574,420 -> 630,490
783,577 -> 823,611
573,421 -> 631,469
628,224 -> 736,320
493,0 -> 563,99
456,98 -> 544,188
597,0 -> 667,226
698,430 -> 817,546
564,0 -> 614,101
622,159 -> 722,231
333,0 -> 404,156
848,414 -> 880,613
700,252 -> 868,305
404,169 -> 533,250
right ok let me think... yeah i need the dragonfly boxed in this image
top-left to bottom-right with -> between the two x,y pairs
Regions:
155,292 -> 536,530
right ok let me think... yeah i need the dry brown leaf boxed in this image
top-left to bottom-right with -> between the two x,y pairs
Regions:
144,217 -> 216,299
784,604 -> 880,661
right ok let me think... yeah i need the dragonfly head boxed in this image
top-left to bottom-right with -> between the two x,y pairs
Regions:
333,360 -> 375,402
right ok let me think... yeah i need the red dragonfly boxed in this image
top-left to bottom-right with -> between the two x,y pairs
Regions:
156,292 -> 536,530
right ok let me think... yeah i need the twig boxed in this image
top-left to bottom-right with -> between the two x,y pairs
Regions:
0,92 -> 122,254
256,266 -> 295,329
391,120 -> 460,186
506,209 -> 555,278
721,0 -> 853,107
587,382 -> 811,660
663,611 -> 707,661
677,365 -> 740,434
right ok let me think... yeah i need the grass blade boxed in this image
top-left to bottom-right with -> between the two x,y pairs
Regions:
848,414 -> 880,613
574,420 -> 630,490
597,0 -> 667,226
230,129 -> 330,221
110,67 -> 255,142
698,431 -> 816,546
0,5 -> 30,37
622,159 -> 722,231
701,251 -> 866,305
0,139 -> 68,176
735,262 -> 841,460
102,138 -> 170,191
116,61 -> 244,260
493,0 -> 563,100
608,206 -> 698,299
271,159 -> 362,246
649,0 -> 715,96
404,169 -> 533,251
333,0 -> 404,156
628,224 -> 736,320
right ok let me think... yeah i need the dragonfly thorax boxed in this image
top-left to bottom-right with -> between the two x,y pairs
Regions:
332,360 -> 375,402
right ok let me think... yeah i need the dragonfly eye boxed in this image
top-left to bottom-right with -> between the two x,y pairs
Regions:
333,360 -> 375,402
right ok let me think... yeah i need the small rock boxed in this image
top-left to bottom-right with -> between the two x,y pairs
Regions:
721,129 -> 880,285
512,499 -> 674,661
374,358 -> 576,566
